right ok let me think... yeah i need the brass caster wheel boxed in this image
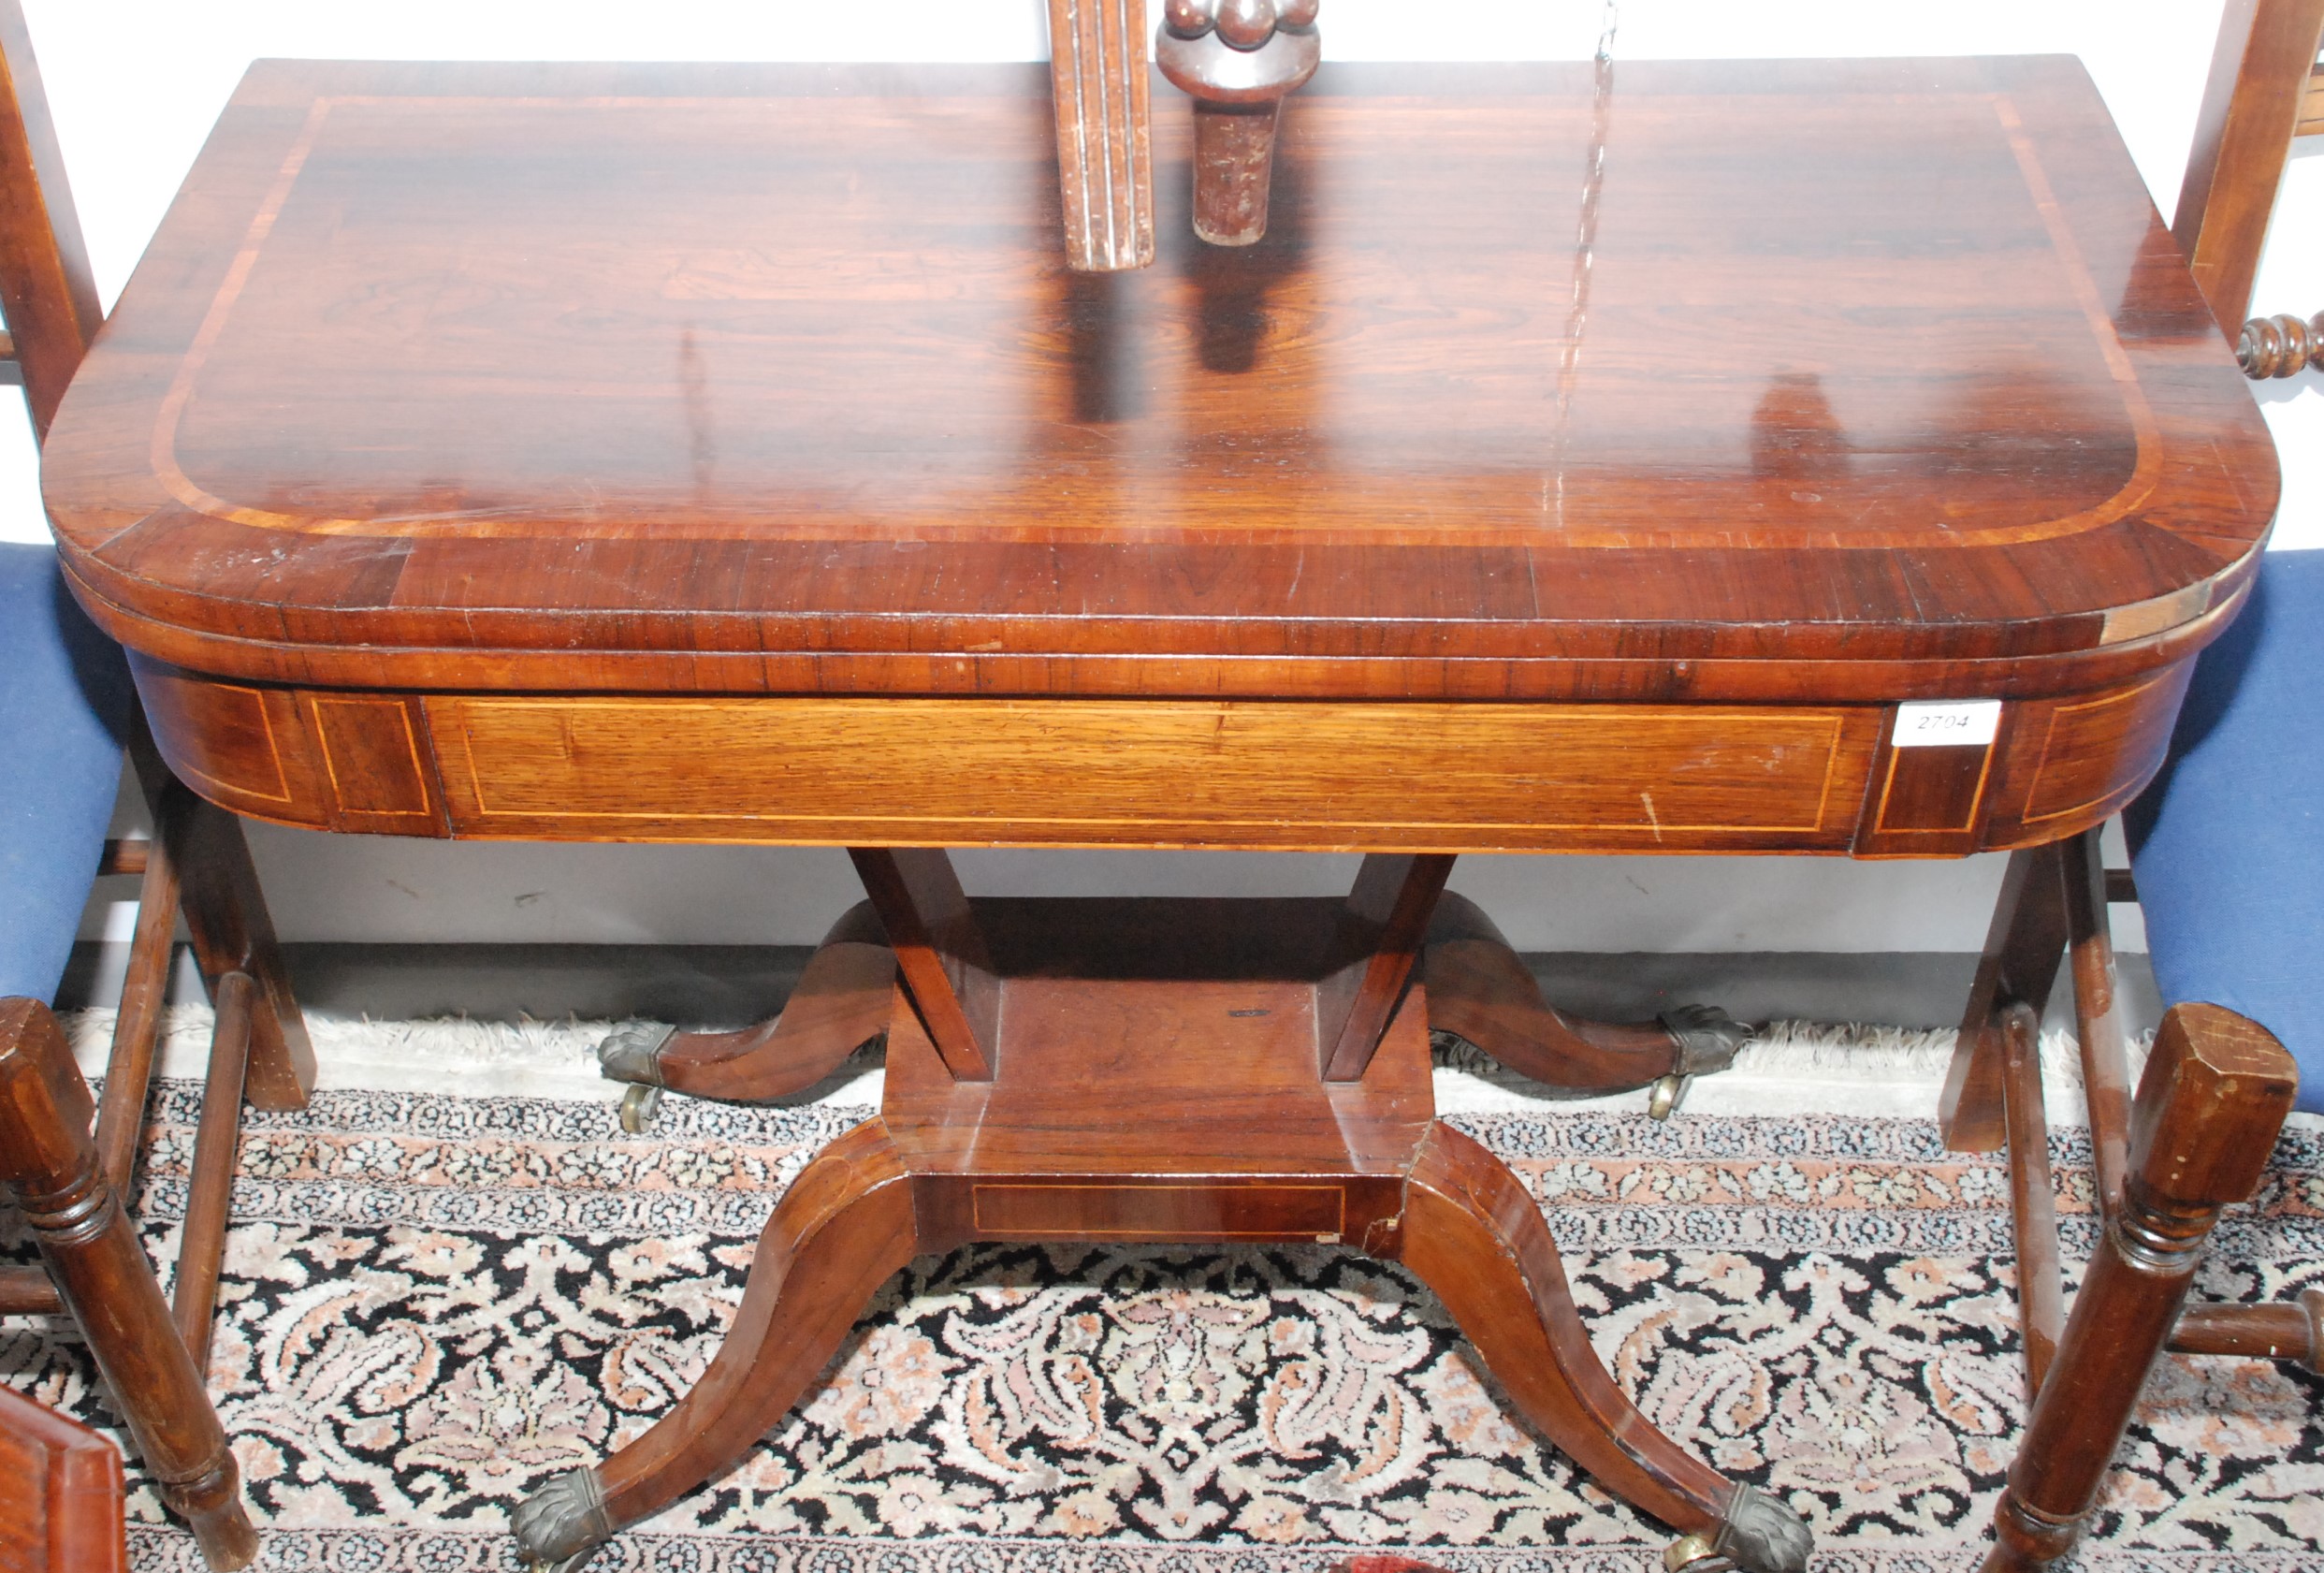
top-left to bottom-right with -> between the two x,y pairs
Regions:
1663,1532 -> 1725,1571
1662,1486 -> 1812,1572
618,1083 -> 662,1133
1648,1071 -> 1692,1121
515,1466 -> 614,1573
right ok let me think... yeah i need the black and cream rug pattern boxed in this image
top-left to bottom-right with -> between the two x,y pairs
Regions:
6,1082 -> 2324,1572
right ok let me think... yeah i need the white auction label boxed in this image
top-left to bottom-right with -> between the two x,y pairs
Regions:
1893,699 -> 2002,748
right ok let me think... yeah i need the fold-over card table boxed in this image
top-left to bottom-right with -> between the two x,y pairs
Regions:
41,57 -> 2276,1573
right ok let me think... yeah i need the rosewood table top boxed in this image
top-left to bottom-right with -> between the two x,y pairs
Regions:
45,57 -> 2273,706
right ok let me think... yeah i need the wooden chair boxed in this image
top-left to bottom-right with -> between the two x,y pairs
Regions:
0,2 -> 315,1566
1948,2 -> 2324,1566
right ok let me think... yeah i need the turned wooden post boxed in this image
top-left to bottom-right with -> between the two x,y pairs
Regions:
0,999 -> 257,1571
1983,1003 -> 2297,1572
1155,0 -> 1320,246
2237,309 -> 2324,376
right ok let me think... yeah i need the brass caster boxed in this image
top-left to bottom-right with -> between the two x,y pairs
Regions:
1648,1071 -> 1692,1121
1663,1487 -> 1813,1573
618,1083 -> 662,1133
1663,1532 -> 1724,1571
514,1466 -> 614,1573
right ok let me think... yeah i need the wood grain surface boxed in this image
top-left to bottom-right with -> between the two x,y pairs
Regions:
42,58 -> 2273,704
122,658 -> 2194,854
0,1385 -> 126,1573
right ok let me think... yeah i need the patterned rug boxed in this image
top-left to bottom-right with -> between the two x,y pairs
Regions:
6,1081 -> 2324,1573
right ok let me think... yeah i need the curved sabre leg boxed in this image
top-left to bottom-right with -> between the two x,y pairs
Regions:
1379,1121 -> 1809,1573
513,1120 -> 931,1570
1425,894 -> 1751,1105
600,903 -> 895,1114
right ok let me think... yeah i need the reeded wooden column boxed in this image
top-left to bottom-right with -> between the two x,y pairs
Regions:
1982,1004 -> 2297,1572
0,999 -> 257,1571
1046,0 -> 1154,269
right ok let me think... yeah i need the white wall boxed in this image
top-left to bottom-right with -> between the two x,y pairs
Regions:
16,0 -> 2314,954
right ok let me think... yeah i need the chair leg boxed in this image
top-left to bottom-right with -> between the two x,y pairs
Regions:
93,815 -> 183,1191
129,723 -> 314,1113
1940,843 -> 2070,1152
157,785 -> 313,1112
2059,829 -> 2132,1216
172,971 -> 254,1372
1983,1003 -> 2297,1571
2057,828 -> 2318,1376
0,998 -> 257,1571
1997,1002 -> 2063,1400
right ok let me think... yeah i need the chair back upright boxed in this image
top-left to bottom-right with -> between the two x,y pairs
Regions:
2177,0 -> 2324,371
0,0 -> 98,442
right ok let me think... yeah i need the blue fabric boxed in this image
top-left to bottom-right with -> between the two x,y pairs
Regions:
2128,547 -> 2324,1113
0,543 -> 133,1004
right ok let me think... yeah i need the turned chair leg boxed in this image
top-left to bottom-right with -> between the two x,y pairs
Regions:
0,998 -> 258,1571
1982,1003 -> 2296,1571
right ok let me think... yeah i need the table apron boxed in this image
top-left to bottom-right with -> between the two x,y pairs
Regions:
127,660 -> 2192,856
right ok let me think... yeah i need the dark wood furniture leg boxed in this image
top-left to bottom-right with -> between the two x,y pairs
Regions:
1997,1001 -> 2062,1399
92,824 -> 182,1191
6,752 -> 316,1327
1940,843 -> 2071,1153
598,902 -> 895,1122
171,969 -> 253,1372
1386,1121 -> 1808,1573
514,1119 -> 928,1569
1423,894 -> 1753,1110
2058,831 -> 2131,1215
0,999 -> 257,1571
527,852 -> 1811,1573
1983,1004 -> 2296,1571
1960,826 -> 2324,1374
138,748 -> 316,1113
1318,852 -> 1455,1080
847,846 -> 999,1080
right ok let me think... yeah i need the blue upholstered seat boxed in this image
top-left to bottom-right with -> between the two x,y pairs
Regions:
0,542 -> 135,1004
2128,546 -> 2324,1112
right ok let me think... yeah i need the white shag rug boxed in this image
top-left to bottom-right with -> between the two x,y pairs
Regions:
61,1003 -> 2173,1126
